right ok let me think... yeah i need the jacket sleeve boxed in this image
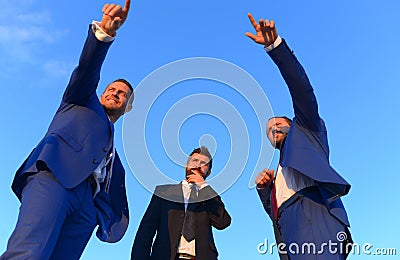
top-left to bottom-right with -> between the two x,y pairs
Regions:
131,189 -> 162,260
198,185 -> 231,230
267,39 -> 321,131
257,187 -> 273,220
62,25 -> 113,105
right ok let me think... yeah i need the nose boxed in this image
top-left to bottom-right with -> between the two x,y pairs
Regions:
191,160 -> 201,168
112,91 -> 120,98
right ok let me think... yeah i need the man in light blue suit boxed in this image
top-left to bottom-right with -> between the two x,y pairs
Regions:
246,14 -> 352,259
1,1 -> 133,259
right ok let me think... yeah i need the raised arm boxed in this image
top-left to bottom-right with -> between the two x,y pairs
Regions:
246,13 -> 321,131
62,0 -> 131,104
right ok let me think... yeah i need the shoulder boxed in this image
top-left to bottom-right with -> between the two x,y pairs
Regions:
154,184 -> 183,201
155,184 -> 180,191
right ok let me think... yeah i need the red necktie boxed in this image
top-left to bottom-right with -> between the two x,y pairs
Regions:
271,181 -> 278,220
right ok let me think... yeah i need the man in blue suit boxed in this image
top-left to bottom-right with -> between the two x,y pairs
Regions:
246,14 -> 352,259
1,1 -> 132,259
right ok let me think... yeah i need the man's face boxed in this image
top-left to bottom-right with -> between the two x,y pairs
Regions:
185,153 -> 210,179
100,81 -> 133,119
266,118 -> 291,149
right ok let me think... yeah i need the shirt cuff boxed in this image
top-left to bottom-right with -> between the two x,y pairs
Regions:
91,21 -> 115,43
264,36 -> 282,52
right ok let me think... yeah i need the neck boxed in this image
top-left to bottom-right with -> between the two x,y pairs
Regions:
108,115 -> 118,123
104,109 -> 121,123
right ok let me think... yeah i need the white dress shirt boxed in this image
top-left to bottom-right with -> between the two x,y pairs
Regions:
177,180 -> 209,256
275,165 -> 315,208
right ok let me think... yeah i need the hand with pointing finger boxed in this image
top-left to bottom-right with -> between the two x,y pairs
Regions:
100,0 -> 131,36
245,13 -> 278,47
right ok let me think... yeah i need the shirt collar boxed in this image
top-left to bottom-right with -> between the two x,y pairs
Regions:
182,180 -> 196,189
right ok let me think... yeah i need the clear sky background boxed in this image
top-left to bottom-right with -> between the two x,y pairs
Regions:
1,0 -> 400,259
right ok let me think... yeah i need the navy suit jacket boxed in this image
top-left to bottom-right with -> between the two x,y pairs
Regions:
258,39 -> 350,226
131,184 -> 231,260
11,27 -> 129,243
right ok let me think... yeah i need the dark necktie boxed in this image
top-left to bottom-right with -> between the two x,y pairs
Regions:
182,184 -> 197,242
105,120 -> 115,193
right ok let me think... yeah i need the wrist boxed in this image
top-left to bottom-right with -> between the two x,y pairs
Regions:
101,26 -> 116,37
91,21 -> 115,42
264,36 -> 282,52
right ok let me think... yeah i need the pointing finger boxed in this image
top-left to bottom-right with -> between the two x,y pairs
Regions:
123,0 -> 131,13
247,13 -> 258,29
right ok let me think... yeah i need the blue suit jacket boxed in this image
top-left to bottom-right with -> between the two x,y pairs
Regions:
11,27 -> 129,243
258,39 -> 350,226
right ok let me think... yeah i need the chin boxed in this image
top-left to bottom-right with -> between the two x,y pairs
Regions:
272,141 -> 281,149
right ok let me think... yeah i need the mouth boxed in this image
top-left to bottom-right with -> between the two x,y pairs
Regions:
272,129 -> 283,134
190,168 -> 203,175
106,98 -> 118,105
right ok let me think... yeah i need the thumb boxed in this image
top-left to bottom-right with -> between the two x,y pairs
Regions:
269,169 -> 275,178
245,32 -> 257,41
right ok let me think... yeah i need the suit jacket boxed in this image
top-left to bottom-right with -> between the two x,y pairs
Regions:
258,39 -> 350,226
11,26 -> 129,243
131,183 -> 231,260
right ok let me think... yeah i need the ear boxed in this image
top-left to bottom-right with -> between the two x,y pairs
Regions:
125,103 -> 133,113
204,166 -> 211,179
124,91 -> 134,113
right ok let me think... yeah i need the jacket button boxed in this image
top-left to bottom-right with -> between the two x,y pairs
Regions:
92,159 -> 98,164
103,147 -> 108,152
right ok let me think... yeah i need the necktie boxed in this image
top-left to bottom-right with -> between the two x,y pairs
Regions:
104,146 -> 115,193
271,181 -> 278,220
105,119 -> 115,192
182,185 -> 197,242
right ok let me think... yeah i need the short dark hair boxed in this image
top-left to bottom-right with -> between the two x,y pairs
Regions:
268,116 -> 292,126
107,78 -> 134,105
111,78 -> 133,92
188,146 -> 213,177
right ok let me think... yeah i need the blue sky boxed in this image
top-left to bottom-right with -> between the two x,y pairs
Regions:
1,0 -> 400,259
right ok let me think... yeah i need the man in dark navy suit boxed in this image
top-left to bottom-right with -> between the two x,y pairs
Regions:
1,1 -> 133,259
131,147 -> 231,260
246,14 -> 352,259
